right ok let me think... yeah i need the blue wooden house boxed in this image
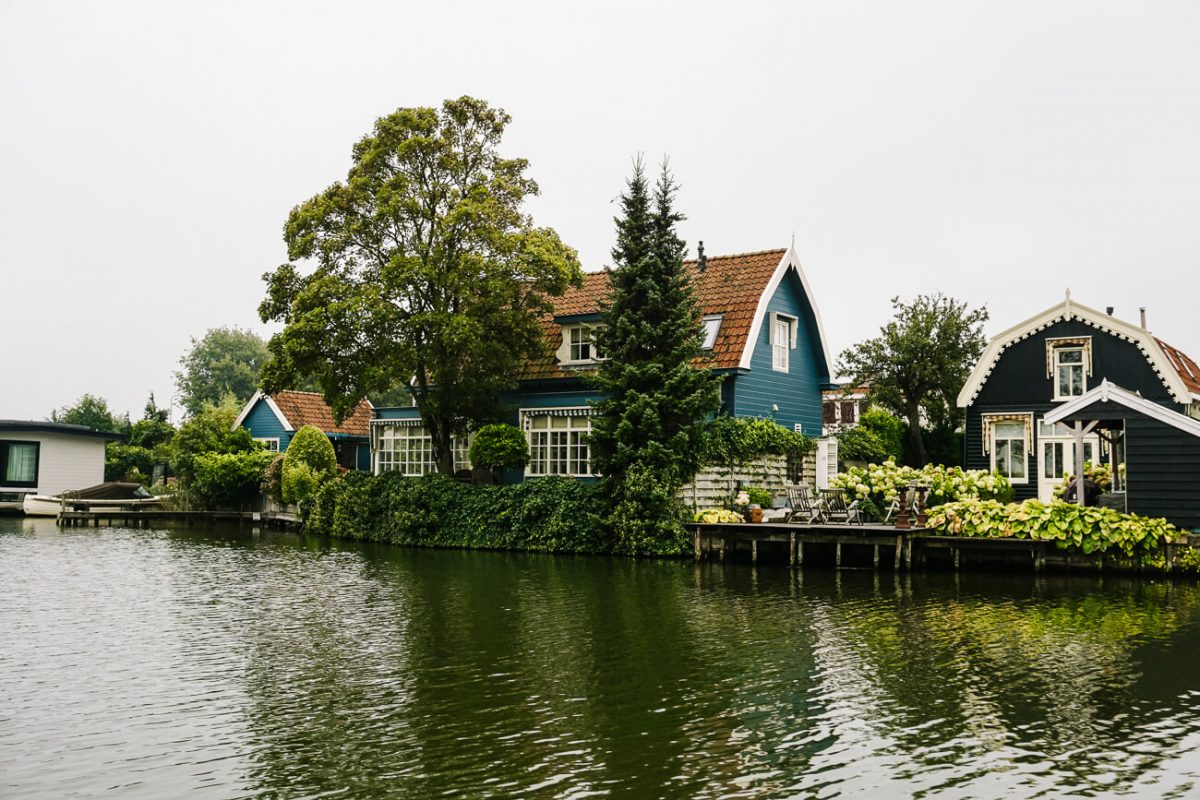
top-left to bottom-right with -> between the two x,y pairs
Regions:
371,245 -> 836,480
234,390 -> 373,471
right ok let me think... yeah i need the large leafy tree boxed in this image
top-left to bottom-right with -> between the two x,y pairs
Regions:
50,393 -> 128,434
838,294 -> 988,465
175,327 -> 271,418
259,97 -> 581,475
590,161 -> 721,554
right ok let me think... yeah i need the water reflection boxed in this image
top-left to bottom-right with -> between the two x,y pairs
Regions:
2,518 -> 1199,797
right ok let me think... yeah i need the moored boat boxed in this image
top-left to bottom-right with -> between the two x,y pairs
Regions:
22,482 -> 166,517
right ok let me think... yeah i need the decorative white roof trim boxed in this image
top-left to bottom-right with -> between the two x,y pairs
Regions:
737,243 -> 834,375
231,391 -> 295,433
956,296 -> 1191,408
1044,379 -> 1200,439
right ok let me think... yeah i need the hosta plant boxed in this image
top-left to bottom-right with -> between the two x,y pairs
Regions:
927,498 -> 1180,556
694,508 -> 745,524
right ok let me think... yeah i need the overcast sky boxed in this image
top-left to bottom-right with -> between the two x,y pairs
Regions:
2,1 -> 1197,422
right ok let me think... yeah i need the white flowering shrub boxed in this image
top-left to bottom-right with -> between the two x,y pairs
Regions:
830,459 -> 1014,518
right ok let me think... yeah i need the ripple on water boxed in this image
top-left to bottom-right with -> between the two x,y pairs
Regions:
3,520 -> 1200,798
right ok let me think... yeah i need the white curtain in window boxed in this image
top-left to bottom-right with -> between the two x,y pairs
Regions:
5,443 -> 37,483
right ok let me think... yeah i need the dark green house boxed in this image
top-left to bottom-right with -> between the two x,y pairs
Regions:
957,294 -> 1200,529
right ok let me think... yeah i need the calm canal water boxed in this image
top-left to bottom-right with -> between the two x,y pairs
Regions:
3,518 -> 1200,798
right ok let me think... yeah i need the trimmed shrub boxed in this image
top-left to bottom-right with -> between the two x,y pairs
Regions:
927,499 -> 1180,557
192,450 -> 275,509
468,424 -> 530,472
282,425 -> 337,504
304,473 -> 610,554
608,464 -> 690,556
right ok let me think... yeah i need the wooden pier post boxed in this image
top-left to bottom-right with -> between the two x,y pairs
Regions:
836,542 -> 842,568
751,539 -> 758,564
904,538 -> 913,569
694,529 -> 701,561
953,546 -> 961,572
797,541 -> 804,567
789,532 -> 797,568
894,536 -> 902,571
873,544 -> 880,569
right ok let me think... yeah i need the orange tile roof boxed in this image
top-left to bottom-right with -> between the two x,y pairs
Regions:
270,390 -> 372,436
1155,338 -> 1200,397
520,248 -> 787,381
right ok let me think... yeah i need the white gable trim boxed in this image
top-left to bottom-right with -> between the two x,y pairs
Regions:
1044,380 -> 1200,439
737,243 -> 834,374
231,391 -> 294,432
956,296 -> 1192,408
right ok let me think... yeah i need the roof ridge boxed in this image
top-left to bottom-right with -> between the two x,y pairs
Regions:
684,247 -> 786,263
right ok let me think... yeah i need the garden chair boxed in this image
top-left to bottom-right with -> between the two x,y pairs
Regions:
785,484 -> 823,524
820,488 -> 864,525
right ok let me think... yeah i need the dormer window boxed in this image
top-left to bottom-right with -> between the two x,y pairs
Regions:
565,324 -> 603,364
1046,337 -> 1091,401
701,315 -> 722,350
1055,348 -> 1085,398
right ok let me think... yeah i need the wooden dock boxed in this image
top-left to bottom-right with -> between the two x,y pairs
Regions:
56,509 -> 301,531
691,522 -> 1200,575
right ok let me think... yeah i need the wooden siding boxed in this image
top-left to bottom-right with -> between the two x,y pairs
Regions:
967,320 -> 1191,502
0,433 -> 106,496
964,404 -> 1055,502
732,270 -> 826,436
974,320 -> 1181,407
1125,415 -> 1200,531
242,399 -> 293,450
1048,404 -> 1200,531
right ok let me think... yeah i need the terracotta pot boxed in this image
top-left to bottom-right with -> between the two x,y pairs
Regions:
750,507 -> 763,523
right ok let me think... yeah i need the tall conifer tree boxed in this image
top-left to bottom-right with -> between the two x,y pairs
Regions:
590,160 -> 721,554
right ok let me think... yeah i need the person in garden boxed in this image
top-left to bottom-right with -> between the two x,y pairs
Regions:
1063,474 -> 1103,506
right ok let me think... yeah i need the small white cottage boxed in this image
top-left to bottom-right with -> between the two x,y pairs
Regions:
0,421 -> 121,511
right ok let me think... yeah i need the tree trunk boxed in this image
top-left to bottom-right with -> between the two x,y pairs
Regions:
432,427 -> 455,476
907,407 -> 927,466
423,414 -> 456,476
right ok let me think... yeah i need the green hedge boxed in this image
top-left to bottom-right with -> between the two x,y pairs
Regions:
305,473 -> 613,554
192,450 -> 276,509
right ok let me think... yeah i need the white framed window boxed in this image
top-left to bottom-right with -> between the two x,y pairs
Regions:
770,313 -> 796,373
375,425 -> 470,475
256,437 -> 280,452
524,411 -> 594,476
1054,347 -> 1086,400
566,325 -> 603,364
991,420 -> 1029,483
701,315 -> 723,350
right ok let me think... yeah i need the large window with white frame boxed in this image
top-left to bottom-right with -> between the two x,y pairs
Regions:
525,412 -> 594,476
375,425 -> 470,475
256,437 -> 280,452
1053,346 -> 1086,400
990,420 -> 1029,482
